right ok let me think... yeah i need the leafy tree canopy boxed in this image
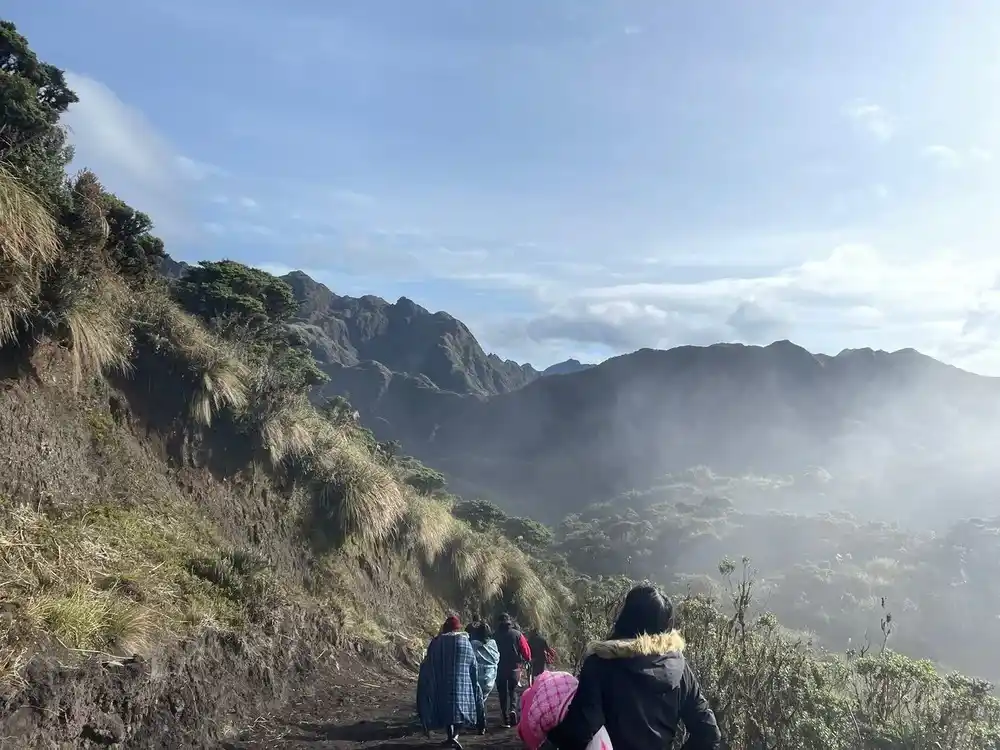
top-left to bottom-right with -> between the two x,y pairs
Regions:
174,260 -> 326,393
452,498 -> 507,531
0,21 -> 76,194
174,260 -> 299,334
503,516 -> 554,550
102,193 -> 165,281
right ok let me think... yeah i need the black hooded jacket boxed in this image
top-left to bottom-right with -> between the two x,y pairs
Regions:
547,631 -> 721,750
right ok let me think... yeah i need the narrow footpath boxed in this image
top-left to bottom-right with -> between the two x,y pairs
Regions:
221,657 -> 522,750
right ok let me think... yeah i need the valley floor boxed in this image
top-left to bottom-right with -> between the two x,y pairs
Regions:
222,658 -> 521,750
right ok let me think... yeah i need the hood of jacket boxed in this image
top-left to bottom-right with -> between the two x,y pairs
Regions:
584,630 -> 687,690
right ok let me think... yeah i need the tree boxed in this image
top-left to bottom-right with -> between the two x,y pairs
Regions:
0,21 -> 77,196
174,260 -> 326,394
174,260 -> 298,335
503,516 -> 554,550
452,498 -> 507,531
405,464 -> 448,495
101,193 -> 165,281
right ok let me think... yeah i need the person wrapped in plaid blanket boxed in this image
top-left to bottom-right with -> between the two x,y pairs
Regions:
417,615 -> 486,749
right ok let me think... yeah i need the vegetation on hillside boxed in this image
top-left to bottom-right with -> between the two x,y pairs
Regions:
572,565 -> 1000,749
0,18 -> 555,692
550,470 -> 1000,684
3,18 -> 1000,748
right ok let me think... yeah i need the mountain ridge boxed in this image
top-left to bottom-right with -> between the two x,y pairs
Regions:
360,339 -> 1000,521
156,257 -> 1000,526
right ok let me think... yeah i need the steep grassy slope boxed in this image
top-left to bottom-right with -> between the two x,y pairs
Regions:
0,33 -> 558,739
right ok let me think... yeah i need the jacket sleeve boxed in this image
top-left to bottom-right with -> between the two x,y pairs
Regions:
546,655 -> 605,750
518,633 -> 532,663
679,663 -> 722,750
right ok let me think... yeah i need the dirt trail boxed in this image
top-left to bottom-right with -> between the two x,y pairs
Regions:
220,657 -> 522,750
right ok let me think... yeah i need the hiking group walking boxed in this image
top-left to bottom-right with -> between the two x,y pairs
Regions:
416,584 -> 722,749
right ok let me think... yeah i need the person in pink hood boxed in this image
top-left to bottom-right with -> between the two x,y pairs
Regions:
517,670 -> 612,750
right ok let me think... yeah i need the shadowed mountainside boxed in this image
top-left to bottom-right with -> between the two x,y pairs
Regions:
336,339 -> 1000,523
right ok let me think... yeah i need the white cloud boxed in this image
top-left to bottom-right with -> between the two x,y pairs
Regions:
842,100 -> 895,141
922,145 -> 962,169
62,72 -> 221,239
330,189 -> 375,206
921,145 -> 994,169
238,196 -> 259,209
516,244 -> 1000,373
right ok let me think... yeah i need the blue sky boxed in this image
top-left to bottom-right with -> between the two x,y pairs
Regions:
11,1 -> 1000,373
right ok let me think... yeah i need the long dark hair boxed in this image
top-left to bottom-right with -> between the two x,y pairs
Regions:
610,585 -> 674,640
469,621 -> 493,641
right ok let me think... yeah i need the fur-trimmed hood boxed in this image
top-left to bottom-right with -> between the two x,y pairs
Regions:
582,630 -> 688,692
585,630 -> 685,659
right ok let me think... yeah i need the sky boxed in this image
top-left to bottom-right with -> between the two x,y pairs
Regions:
11,1 -> 1000,373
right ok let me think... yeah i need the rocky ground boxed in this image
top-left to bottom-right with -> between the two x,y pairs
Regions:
221,657 -> 522,750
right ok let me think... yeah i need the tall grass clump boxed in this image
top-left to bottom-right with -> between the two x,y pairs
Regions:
132,292 -> 250,425
246,383 -> 328,470
501,551 -> 556,628
401,492 -> 459,565
45,269 -> 135,387
0,163 -> 61,346
308,436 -> 407,549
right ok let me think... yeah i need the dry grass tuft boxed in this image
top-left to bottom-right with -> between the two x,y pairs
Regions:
0,620 -> 29,696
0,493 -> 237,671
501,552 -> 556,629
0,163 -> 61,346
254,393 -> 325,468
134,293 -> 251,424
310,436 -> 407,548
401,493 -> 458,564
25,588 -> 156,655
55,272 -> 135,388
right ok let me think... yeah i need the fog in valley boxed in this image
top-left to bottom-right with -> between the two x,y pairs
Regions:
416,342 -> 1000,682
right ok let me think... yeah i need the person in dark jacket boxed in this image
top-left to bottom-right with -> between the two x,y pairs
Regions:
526,627 -> 551,685
547,585 -> 722,750
493,613 -> 532,728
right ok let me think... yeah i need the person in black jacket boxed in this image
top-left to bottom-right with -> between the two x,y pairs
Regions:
493,613 -> 531,728
547,585 -> 722,750
526,627 -> 550,685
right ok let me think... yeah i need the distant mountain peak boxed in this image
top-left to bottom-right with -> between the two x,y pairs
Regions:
281,269 -> 541,397
542,358 -> 596,377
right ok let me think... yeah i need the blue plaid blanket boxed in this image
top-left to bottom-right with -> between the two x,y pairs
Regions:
417,631 -> 485,730
472,638 -> 500,698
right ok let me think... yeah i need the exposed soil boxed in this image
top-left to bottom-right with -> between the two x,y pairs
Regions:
0,613 -> 341,750
221,661 -> 522,750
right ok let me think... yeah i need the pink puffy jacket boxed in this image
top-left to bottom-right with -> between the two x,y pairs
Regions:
517,670 -> 612,750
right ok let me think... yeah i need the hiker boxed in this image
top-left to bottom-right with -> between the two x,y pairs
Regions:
416,614 -> 486,749
494,612 -> 532,728
469,621 -> 500,702
519,670 -> 612,750
547,585 -> 722,750
526,627 -> 553,685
